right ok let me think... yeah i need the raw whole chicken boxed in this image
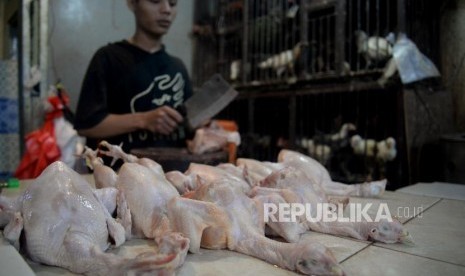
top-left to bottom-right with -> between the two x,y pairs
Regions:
166,162 -> 251,195
0,161 -> 181,275
179,159 -> 328,243
231,151 -> 412,244
83,143 -> 190,271
277,149 -> 387,197
252,166 -> 413,244
235,157 -> 328,202
187,121 -> 240,155
167,159 -> 367,242
95,141 -> 345,275
173,180 -> 345,276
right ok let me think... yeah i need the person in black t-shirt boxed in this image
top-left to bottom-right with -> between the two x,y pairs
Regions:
74,0 -> 191,155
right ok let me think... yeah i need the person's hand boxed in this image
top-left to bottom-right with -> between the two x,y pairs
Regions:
141,106 -> 183,135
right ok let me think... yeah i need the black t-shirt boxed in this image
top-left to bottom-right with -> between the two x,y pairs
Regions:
74,40 -> 193,153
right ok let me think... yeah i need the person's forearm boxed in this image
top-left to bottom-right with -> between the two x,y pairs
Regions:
77,113 -> 145,139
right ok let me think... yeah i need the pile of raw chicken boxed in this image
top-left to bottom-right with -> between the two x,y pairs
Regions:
0,141 -> 413,276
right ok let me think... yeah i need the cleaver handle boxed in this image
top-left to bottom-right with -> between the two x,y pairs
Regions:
175,105 -> 196,139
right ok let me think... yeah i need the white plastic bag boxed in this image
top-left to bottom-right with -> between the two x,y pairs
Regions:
393,33 -> 440,84
54,117 -> 85,169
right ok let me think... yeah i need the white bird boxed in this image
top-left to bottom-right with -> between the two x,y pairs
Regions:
376,137 -> 397,162
298,138 -> 331,165
355,30 -> 393,68
350,135 -> 376,157
307,139 -> 332,165
299,137 -> 309,149
258,42 -> 304,78
230,60 -> 241,81
351,135 -> 397,163
329,123 -> 357,142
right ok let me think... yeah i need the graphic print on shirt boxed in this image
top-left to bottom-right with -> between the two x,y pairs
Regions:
129,72 -> 185,143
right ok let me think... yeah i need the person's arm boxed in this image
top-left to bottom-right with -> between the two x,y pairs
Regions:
77,105 -> 183,139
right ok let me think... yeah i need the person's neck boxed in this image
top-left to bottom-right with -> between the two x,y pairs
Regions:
128,33 -> 163,53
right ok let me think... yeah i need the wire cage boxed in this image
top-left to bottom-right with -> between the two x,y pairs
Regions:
196,0 -> 441,188
192,0 -> 402,87
218,84 -> 408,189
292,87 -> 407,187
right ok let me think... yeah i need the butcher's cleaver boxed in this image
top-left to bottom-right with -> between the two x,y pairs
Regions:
179,74 -> 238,130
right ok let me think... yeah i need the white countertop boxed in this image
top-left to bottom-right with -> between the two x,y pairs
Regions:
397,182 -> 465,201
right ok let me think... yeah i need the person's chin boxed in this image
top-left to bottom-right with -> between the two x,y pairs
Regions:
153,27 -> 170,36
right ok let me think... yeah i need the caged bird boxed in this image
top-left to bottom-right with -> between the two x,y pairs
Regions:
376,137 -> 397,179
355,30 -> 393,69
314,123 -> 357,148
257,42 -> 306,82
350,134 -> 377,157
230,60 -> 251,82
350,135 -> 397,163
328,123 -> 357,142
299,138 -> 332,165
230,60 -> 241,81
307,139 -> 332,166
376,137 -> 397,163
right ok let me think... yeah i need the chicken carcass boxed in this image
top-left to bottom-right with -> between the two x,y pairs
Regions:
233,152 -> 413,244
82,144 -> 190,270
166,162 -> 251,195
95,141 -> 345,275
166,159 -> 307,242
187,121 -> 240,155
254,165 -> 413,244
236,158 -> 277,184
0,161 -> 180,275
278,149 -> 386,197
236,157 -> 330,202
174,179 -> 345,276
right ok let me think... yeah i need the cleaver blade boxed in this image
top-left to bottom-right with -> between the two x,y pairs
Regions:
183,74 -> 238,129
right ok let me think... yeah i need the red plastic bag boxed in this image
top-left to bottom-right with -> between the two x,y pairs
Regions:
14,96 -> 64,179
